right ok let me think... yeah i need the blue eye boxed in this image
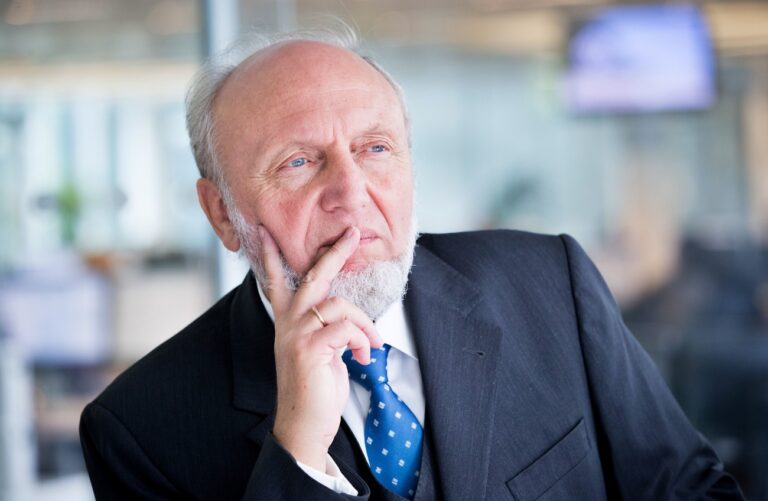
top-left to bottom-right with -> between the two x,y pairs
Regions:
289,157 -> 307,168
370,144 -> 386,153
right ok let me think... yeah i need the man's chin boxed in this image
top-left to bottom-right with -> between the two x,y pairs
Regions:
234,212 -> 418,318
328,258 -> 411,320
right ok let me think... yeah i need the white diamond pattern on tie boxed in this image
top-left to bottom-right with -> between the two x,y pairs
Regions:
343,344 -> 423,500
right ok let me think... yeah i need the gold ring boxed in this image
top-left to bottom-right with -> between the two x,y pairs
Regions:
310,306 -> 327,327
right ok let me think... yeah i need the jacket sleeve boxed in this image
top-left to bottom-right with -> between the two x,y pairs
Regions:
80,401 -> 371,500
243,433 -> 370,500
559,234 -> 744,500
79,401 -> 185,500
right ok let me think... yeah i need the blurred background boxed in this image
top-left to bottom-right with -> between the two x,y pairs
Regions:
1,0 -> 767,499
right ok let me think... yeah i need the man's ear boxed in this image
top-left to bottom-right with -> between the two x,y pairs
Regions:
196,178 -> 241,252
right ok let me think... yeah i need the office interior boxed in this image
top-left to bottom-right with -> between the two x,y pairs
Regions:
1,0 -> 767,499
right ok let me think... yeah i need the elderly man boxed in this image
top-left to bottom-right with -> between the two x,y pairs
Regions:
79,28 -> 742,500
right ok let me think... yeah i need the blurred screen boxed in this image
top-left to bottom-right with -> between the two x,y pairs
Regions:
566,4 -> 716,113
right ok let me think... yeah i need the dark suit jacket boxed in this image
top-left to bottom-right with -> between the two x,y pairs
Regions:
80,231 -> 743,500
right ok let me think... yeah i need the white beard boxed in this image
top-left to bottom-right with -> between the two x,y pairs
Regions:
225,196 -> 417,320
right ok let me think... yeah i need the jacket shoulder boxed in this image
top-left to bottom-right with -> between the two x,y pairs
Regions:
416,229 -> 569,280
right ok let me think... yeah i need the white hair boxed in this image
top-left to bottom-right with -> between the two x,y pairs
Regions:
185,24 -> 410,190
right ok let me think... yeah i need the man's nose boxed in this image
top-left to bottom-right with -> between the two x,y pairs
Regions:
319,151 -> 370,213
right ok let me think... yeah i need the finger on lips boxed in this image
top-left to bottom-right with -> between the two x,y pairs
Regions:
258,223 -> 380,362
293,226 -> 361,311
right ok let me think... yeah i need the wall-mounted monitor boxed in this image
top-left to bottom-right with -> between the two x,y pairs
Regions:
566,5 -> 716,113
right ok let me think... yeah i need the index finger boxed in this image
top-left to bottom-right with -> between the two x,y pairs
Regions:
292,226 -> 360,311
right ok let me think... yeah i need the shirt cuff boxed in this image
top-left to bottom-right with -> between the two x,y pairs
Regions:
296,455 -> 359,496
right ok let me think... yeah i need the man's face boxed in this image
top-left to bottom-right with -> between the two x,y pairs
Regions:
212,41 -> 413,276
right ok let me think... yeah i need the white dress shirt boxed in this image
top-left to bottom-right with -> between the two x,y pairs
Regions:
257,285 -> 425,495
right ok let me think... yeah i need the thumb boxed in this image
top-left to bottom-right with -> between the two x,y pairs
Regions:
258,225 -> 291,314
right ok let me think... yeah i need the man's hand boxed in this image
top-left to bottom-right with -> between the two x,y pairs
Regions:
259,225 -> 383,471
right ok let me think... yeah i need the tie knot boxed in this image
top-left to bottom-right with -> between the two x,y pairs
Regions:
343,344 -> 391,391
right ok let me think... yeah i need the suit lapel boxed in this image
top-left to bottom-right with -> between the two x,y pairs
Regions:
228,272 -> 280,453
404,244 -> 503,501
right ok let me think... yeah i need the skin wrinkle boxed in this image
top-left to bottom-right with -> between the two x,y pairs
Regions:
265,129 -> 402,176
256,113 -> 403,176
225,104 -> 406,194
236,87 -> 400,126
221,122 -> 408,271
202,40 -> 417,319
213,48 -> 404,178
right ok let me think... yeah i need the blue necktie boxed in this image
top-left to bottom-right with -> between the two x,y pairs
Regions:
343,344 -> 423,499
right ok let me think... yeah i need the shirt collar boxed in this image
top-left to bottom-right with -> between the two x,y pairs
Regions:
256,281 -> 276,322
374,299 -> 418,361
256,282 -> 418,361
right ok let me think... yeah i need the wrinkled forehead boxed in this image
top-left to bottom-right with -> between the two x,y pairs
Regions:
214,40 -> 402,122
